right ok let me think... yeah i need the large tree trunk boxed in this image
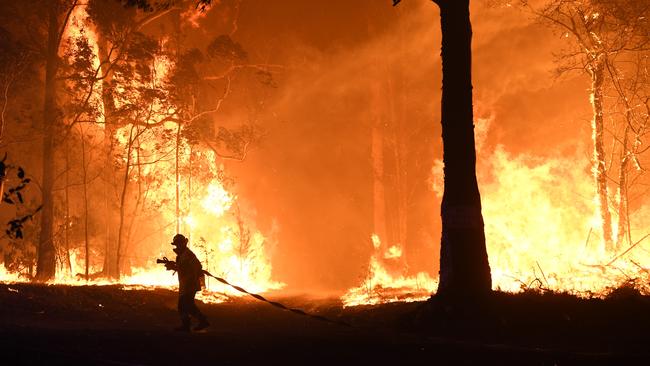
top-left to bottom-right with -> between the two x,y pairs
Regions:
435,0 -> 491,298
36,1 -> 61,281
590,57 -> 614,252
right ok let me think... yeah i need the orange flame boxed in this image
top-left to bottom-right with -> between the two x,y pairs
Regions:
343,117 -> 650,306
0,5 -> 283,301
341,234 -> 438,307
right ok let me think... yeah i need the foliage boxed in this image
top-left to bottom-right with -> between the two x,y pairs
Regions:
2,217 -> 37,274
2,158 -> 41,240
207,35 -> 247,62
0,153 -> 40,275
121,0 -> 212,12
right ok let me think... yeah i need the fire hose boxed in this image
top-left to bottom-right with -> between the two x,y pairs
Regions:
156,257 -> 351,328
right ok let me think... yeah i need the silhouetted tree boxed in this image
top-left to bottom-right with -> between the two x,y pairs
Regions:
395,0 -> 492,299
36,0 -> 79,281
0,2 -> 52,279
434,0 -> 492,298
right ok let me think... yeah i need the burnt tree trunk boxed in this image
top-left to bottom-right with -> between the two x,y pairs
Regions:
434,0 -> 491,298
590,57 -> 614,252
36,1 -> 61,281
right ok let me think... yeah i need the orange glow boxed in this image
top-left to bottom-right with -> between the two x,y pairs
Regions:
341,235 -> 437,307
3,2 -> 650,309
0,5 -> 284,301
478,146 -> 650,295
342,118 -> 650,306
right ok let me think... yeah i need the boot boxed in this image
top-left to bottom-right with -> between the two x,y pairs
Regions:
175,318 -> 191,332
193,317 -> 210,332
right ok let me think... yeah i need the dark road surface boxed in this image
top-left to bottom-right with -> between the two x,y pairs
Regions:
1,284 -> 647,365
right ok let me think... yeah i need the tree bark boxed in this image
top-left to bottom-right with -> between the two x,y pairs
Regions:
35,1 -> 61,281
435,0 -> 491,298
590,57 -> 614,252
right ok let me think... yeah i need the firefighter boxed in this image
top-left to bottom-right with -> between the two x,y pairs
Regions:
165,233 -> 210,332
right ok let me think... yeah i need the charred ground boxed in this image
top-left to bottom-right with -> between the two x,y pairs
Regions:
1,283 -> 648,365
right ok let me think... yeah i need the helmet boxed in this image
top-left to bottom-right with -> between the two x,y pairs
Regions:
172,234 -> 188,247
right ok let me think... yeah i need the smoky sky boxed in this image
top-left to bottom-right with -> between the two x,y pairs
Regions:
153,0 -> 593,293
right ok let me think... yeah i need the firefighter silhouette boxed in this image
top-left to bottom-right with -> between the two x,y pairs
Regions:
165,234 -> 210,332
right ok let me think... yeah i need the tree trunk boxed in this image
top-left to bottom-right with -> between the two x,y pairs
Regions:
122,142 -> 145,276
63,136 -> 72,274
36,1 -> 61,281
435,0 -> 491,298
98,34 -> 119,279
370,73 -> 410,274
175,123 -> 181,234
80,126 -> 90,279
115,135 -> 133,279
188,146 -> 193,242
370,82 -> 388,244
383,78 -> 400,249
615,124 -> 629,250
590,57 -> 614,252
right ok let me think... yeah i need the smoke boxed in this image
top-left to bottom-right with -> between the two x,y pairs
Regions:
213,0 -> 596,293
0,0 -> 609,293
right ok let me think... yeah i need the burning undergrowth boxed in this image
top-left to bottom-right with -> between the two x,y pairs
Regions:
342,116 -> 650,306
341,234 -> 438,307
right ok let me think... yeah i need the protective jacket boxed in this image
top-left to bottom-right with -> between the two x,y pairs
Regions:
174,247 -> 204,294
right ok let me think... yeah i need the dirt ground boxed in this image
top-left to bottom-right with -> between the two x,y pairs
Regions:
0,283 -> 648,365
